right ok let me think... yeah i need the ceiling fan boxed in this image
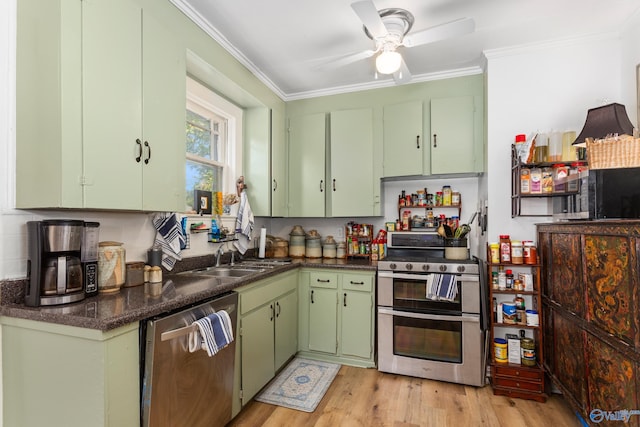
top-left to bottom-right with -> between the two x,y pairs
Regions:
349,0 -> 475,84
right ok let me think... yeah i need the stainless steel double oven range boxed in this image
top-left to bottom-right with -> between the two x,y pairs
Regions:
377,231 -> 488,387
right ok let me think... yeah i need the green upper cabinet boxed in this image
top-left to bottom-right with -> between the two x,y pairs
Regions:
328,108 -> 376,217
383,101 -> 424,177
16,0 -> 186,211
288,113 -> 326,217
271,109 -> 288,217
430,95 -> 482,175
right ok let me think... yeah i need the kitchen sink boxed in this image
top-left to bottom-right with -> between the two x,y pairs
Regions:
197,267 -> 265,277
178,265 -> 266,278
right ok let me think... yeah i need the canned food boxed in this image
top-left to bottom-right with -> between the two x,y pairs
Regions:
494,338 -> 508,363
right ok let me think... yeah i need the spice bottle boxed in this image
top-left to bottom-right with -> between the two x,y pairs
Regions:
499,235 -> 511,263
524,241 -> 537,265
511,240 -> 523,264
505,269 -> 514,289
489,243 -> 500,264
498,266 -> 506,290
442,186 -> 452,206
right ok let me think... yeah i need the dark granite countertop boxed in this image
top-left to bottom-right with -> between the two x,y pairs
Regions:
0,257 -> 376,332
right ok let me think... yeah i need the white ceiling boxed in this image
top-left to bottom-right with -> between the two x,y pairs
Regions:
172,0 -> 640,100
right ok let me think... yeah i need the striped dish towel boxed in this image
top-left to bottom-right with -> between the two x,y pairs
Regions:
426,274 -> 458,302
152,213 -> 186,271
233,190 -> 254,254
188,310 -> 234,357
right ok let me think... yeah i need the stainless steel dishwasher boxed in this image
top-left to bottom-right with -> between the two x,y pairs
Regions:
141,291 -> 238,427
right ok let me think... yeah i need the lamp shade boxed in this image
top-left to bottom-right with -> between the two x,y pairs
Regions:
376,50 -> 402,75
572,103 -> 635,146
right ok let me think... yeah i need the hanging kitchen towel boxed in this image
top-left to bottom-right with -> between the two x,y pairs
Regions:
233,189 -> 254,255
152,212 -> 186,271
436,274 -> 458,302
426,274 -> 458,302
188,310 -> 234,357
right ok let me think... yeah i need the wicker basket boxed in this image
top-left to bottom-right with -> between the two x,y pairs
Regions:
586,135 -> 640,169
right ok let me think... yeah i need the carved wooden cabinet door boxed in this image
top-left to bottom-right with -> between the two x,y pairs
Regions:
586,334 -> 639,427
550,233 -> 584,316
584,235 -> 636,347
553,309 -> 588,411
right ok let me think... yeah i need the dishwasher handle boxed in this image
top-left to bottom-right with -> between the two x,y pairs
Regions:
160,303 -> 236,342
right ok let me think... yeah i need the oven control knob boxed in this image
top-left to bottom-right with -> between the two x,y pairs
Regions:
405,264 -> 413,270
422,264 -> 430,271
439,265 -> 447,272
457,265 -> 465,272
389,263 -> 397,270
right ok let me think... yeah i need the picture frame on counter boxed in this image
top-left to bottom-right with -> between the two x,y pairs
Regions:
194,190 -> 212,215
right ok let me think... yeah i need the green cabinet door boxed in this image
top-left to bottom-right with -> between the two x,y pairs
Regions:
328,108 -> 375,217
271,108 -> 288,217
84,1 -> 186,211
430,96 -> 478,175
340,290 -> 373,360
139,9 -> 186,212
240,303 -> 275,404
288,113 -> 326,217
308,287 -> 337,354
383,101 -> 424,177
274,289 -> 298,370
82,0 -> 142,210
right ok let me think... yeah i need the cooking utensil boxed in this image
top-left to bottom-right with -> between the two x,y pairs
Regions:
437,225 -> 447,238
442,224 -> 454,238
454,224 -> 471,238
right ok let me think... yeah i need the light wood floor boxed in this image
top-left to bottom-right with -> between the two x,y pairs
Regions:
228,366 -> 582,427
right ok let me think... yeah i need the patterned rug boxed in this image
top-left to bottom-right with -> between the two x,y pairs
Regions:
255,357 -> 341,412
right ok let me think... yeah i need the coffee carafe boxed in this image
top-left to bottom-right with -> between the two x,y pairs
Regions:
26,220 -> 86,306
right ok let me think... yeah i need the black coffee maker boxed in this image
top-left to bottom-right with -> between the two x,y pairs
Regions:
26,220 -> 87,306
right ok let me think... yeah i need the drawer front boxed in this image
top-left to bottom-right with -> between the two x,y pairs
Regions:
493,376 -> 543,392
309,272 -> 338,289
493,365 -> 543,381
341,272 -> 373,292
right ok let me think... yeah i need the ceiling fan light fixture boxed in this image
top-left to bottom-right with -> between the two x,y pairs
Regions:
376,50 -> 401,74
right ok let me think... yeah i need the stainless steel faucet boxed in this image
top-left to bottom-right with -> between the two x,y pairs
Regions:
215,246 -> 224,267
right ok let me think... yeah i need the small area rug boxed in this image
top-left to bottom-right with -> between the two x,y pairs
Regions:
255,357 -> 341,412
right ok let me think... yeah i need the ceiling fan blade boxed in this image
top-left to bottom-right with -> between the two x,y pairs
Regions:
313,50 -> 376,71
392,58 -> 412,84
351,1 -> 388,39
403,17 -> 475,47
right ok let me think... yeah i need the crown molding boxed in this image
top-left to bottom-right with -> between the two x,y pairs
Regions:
170,0 -> 288,101
483,31 -> 620,60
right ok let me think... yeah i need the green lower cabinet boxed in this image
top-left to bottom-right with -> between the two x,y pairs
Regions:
1,318 -> 140,427
298,269 -> 375,368
309,286 -> 338,354
234,271 -> 298,415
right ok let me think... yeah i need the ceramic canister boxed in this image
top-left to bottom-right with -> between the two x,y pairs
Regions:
98,241 -> 126,294
289,225 -> 306,258
305,236 -> 322,258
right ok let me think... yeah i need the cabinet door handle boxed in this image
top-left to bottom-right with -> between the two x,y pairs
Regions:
416,135 -> 420,149
433,134 -> 437,148
144,141 -> 151,164
320,180 -> 324,192
273,179 -> 277,191
350,281 -> 364,285
343,292 -> 347,307
135,139 -> 142,163
332,179 -> 336,191
316,279 -> 330,283
270,304 -> 274,321
276,301 -> 281,317
311,290 -> 314,304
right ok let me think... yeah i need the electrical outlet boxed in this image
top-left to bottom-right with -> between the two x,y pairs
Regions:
337,227 -> 344,239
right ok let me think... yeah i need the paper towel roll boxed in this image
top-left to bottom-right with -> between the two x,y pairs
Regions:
258,227 -> 267,258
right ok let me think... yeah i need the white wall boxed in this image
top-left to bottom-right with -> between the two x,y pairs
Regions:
485,34 -> 624,244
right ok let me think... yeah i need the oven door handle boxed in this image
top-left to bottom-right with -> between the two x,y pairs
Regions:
377,307 -> 480,323
378,271 -> 479,282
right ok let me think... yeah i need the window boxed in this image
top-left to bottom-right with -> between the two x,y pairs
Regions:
185,77 -> 242,213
